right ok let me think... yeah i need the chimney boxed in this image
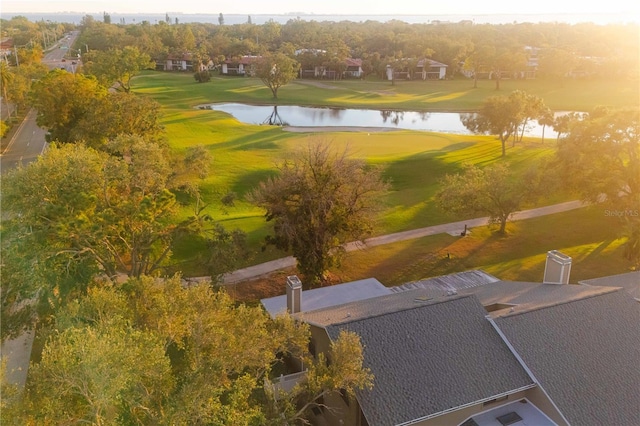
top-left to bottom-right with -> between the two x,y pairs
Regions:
286,275 -> 302,314
543,250 -> 572,284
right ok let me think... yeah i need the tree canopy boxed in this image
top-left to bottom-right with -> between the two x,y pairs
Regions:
83,46 -> 154,92
555,106 -> 639,265
250,141 -> 389,283
462,90 -> 548,157
254,52 -> 300,99
435,162 -> 543,234
2,276 -> 373,425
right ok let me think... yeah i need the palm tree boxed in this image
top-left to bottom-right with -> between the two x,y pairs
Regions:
0,61 -> 15,118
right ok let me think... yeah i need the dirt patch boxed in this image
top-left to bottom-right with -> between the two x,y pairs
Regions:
223,267 -> 350,304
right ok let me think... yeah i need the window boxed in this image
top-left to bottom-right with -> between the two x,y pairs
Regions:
496,412 -> 523,426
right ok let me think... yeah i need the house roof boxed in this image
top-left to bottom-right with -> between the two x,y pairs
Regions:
345,58 -> 362,67
417,58 -> 448,68
459,280 -> 618,316
261,278 -> 391,319
494,289 -> 640,426
579,271 -> 640,300
390,270 -> 499,294
325,295 -> 534,426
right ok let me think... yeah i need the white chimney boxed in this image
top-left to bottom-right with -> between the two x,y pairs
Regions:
286,275 -> 302,314
543,250 -> 572,284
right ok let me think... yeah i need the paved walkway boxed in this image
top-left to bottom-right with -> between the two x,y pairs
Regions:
221,200 -> 587,284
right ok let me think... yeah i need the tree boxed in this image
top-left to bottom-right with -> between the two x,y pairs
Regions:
72,91 -> 165,148
254,52 -> 300,99
250,141 -> 389,283
266,329 -> 374,423
537,107 -> 555,144
83,46 -> 154,92
435,162 -> 541,234
461,93 -> 521,157
537,47 -> 577,85
30,70 -> 107,142
6,61 -> 48,117
5,275 -> 372,424
0,62 -> 14,118
555,106 -> 639,265
2,140 -> 177,281
510,90 -> 547,143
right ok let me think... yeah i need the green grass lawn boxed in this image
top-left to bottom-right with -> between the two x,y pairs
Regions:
136,71 -> 639,111
132,71 -> 637,277
327,205 -> 634,285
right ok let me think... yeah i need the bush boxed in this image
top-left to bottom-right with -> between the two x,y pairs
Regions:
0,120 -> 8,138
194,70 -> 211,83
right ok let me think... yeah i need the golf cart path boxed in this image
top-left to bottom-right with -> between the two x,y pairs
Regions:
220,200 -> 587,284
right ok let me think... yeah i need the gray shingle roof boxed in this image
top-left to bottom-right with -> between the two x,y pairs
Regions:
494,289 -> 640,426
261,278 -> 391,319
326,295 -> 534,426
579,271 -> 640,300
459,280 -> 617,315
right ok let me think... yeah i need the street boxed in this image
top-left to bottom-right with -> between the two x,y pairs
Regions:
0,109 -> 47,171
0,31 -> 81,172
0,32 -> 80,388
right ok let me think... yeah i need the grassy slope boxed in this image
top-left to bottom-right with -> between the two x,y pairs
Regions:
133,72 -> 638,278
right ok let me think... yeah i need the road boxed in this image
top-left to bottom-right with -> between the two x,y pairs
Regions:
0,32 -> 81,388
0,31 -> 80,172
0,109 -> 47,171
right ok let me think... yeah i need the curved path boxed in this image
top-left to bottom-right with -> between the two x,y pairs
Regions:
220,199 -> 587,284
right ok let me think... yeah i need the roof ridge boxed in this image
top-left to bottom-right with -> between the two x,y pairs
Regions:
494,286 -> 621,319
326,293 -> 472,327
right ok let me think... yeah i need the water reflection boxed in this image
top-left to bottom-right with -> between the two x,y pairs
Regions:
198,103 -> 560,138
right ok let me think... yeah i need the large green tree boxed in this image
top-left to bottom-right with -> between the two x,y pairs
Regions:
250,141 -> 388,284
72,91 -> 165,148
461,94 -> 518,157
83,46 -> 154,92
2,140 -> 177,281
555,106 -> 639,265
435,162 -> 542,234
3,276 -> 372,424
254,52 -> 300,99
30,70 -> 107,142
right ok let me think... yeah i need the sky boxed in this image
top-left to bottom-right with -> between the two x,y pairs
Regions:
2,0 -> 639,17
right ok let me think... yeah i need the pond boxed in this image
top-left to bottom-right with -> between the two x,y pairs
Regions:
198,102 -> 565,138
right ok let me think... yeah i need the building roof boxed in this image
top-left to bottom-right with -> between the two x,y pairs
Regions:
494,289 -> 640,426
579,271 -> 640,300
345,58 -> 362,67
390,270 -> 499,294
326,295 -> 534,426
261,278 -> 391,319
459,280 -> 618,316
417,58 -> 448,68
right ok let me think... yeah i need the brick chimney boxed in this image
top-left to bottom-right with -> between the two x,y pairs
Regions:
286,275 -> 302,314
543,250 -> 572,284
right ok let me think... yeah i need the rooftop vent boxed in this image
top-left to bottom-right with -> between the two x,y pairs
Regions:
286,275 -> 302,314
543,250 -> 572,284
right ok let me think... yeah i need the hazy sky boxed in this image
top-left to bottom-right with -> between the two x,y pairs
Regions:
2,0 -> 639,16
